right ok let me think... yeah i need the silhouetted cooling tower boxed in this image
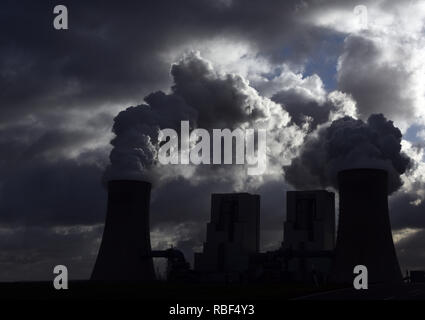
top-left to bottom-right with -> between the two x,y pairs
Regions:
331,169 -> 402,284
91,180 -> 156,281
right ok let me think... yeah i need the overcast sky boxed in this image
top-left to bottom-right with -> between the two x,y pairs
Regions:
0,0 -> 424,281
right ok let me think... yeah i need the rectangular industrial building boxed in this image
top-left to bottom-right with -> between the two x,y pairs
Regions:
282,190 -> 335,283
194,193 -> 260,281
283,190 -> 335,251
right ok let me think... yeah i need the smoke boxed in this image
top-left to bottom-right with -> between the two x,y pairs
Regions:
103,51 -> 307,185
104,52 -> 411,197
103,92 -> 198,182
271,89 -> 357,131
284,114 -> 412,194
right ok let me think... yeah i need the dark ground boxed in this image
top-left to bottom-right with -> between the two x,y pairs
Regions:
1,282 -> 423,319
1,281 -> 424,300
0,281 -> 344,300
297,282 -> 425,300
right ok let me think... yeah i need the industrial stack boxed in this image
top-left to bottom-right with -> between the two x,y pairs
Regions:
331,168 -> 402,284
91,180 -> 156,281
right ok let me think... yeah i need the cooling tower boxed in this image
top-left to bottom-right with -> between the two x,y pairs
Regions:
91,180 -> 156,281
331,169 -> 402,284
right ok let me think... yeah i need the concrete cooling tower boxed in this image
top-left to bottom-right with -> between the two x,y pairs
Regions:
91,180 -> 156,281
331,169 -> 402,284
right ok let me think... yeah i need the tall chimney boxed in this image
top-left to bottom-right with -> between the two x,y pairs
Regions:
91,180 -> 156,281
331,169 -> 402,284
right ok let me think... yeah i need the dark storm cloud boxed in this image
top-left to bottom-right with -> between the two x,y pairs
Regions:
21,129 -> 94,160
151,178 -> 231,226
170,56 -> 265,129
337,35 -> 415,122
0,122 -> 108,174
395,229 -> 425,272
0,159 -> 106,227
284,114 -> 412,194
0,135 -> 107,237
0,0 -> 333,125
0,129 -> 107,279
390,193 -> 425,230
0,225 -> 102,281
272,89 -> 334,130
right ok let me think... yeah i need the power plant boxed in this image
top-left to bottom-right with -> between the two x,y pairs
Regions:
331,168 -> 402,284
93,168 -> 403,285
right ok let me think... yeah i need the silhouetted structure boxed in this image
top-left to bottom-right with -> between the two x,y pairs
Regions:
151,248 -> 192,282
283,190 -> 335,251
282,190 -> 335,282
195,193 -> 260,282
91,180 -> 156,281
410,271 -> 425,283
331,169 -> 402,284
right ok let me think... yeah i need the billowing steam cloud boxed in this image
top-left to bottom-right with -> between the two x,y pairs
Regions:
104,92 -> 198,182
104,52 -> 411,196
271,89 -> 357,131
104,52 -> 309,185
284,114 -> 412,194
